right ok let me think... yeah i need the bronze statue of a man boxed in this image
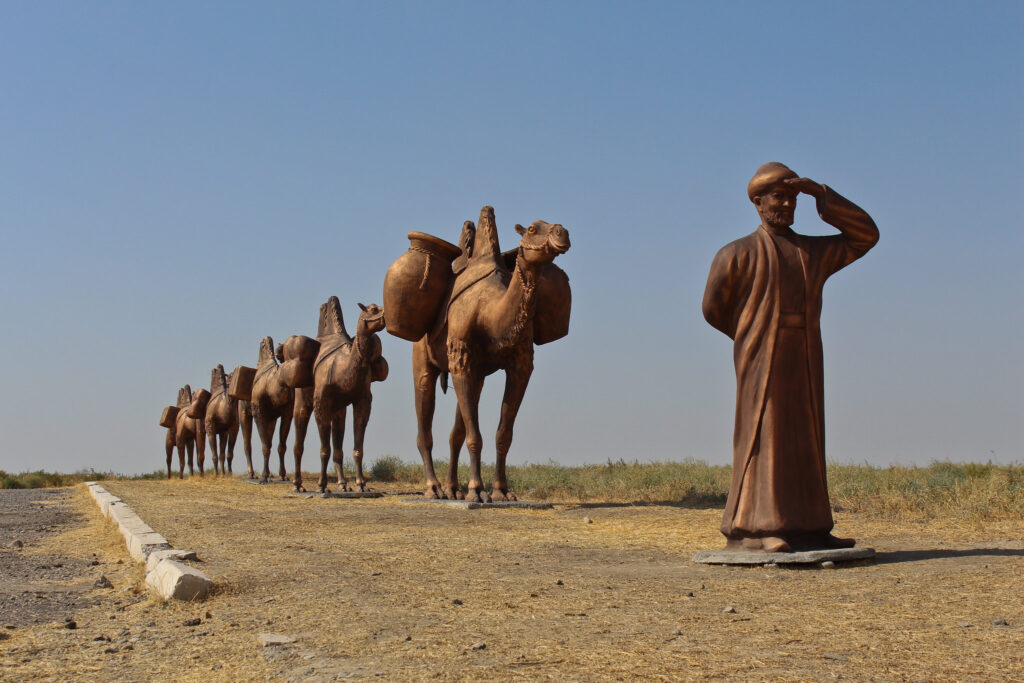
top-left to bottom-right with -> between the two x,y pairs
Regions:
702,162 -> 879,553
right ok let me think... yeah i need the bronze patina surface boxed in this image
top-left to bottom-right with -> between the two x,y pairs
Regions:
168,385 -> 207,478
702,163 -> 879,553
250,337 -> 295,483
204,365 -> 241,477
388,206 -> 571,502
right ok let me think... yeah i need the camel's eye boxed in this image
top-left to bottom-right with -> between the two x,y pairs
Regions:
528,225 -> 536,234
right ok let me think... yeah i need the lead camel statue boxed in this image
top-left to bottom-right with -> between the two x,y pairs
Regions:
396,206 -> 571,502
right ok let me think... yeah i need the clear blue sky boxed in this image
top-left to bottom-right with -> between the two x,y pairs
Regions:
2,2 -> 1021,474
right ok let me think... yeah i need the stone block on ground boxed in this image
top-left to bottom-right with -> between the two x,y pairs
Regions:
145,549 -> 200,573
145,559 -> 213,601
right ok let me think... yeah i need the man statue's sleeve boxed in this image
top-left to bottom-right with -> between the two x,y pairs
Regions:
813,185 -> 880,276
703,244 -> 740,340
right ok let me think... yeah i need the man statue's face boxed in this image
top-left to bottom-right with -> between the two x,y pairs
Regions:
754,185 -> 797,228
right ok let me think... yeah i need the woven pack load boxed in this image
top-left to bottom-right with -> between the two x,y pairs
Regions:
383,232 -> 461,341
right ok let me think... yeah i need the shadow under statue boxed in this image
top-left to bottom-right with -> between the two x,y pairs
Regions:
701,162 -> 879,553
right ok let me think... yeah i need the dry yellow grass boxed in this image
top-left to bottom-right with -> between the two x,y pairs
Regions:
2,477 -> 1022,682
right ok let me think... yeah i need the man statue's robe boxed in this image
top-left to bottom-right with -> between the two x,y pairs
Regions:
702,186 -> 879,545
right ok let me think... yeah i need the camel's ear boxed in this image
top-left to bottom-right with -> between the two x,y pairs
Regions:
515,224 -> 526,235
358,302 -> 367,312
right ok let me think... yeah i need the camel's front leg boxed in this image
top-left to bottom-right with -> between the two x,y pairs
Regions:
413,341 -> 444,498
165,433 -> 175,479
292,407 -> 310,492
218,432 -> 229,476
493,355 -> 533,501
451,369 -> 487,503
185,438 -> 195,477
277,408 -> 292,481
196,422 -> 207,477
446,409 -> 466,500
351,396 -> 372,492
332,410 -> 348,491
207,432 -> 220,477
240,406 -> 255,479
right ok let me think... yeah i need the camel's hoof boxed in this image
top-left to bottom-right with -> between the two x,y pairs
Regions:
466,490 -> 482,503
480,490 -> 492,503
424,488 -> 440,500
355,482 -> 367,492
294,485 -> 306,493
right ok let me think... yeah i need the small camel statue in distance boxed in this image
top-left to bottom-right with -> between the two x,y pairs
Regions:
172,385 -> 207,478
204,364 -> 240,476
414,206 -> 570,502
251,336 -> 294,483
292,297 -> 388,493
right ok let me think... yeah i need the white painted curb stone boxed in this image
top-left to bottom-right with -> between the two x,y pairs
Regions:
84,482 -> 214,601
145,558 -> 213,601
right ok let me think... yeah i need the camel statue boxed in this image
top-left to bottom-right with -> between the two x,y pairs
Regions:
250,337 -> 294,482
172,385 -> 207,478
289,297 -> 388,493
411,206 -> 570,501
204,365 -> 240,476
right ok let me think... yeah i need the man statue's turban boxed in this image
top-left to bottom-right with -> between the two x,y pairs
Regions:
747,162 -> 798,201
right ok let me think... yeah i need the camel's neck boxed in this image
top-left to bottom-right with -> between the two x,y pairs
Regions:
351,325 -> 374,365
491,252 -> 540,347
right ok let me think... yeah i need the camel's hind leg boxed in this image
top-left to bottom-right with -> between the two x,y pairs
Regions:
451,369 -> 488,503
413,340 -> 444,498
226,421 -> 238,475
332,410 -> 348,491
185,439 -> 195,477
292,406 -> 310,492
196,422 -> 206,477
445,410 -> 466,500
277,407 -> 292,482
255,416 -> 275,483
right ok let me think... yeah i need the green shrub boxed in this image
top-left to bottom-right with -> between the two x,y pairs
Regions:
370,455 -> 403,482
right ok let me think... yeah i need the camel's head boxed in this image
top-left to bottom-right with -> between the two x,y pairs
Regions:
356,302 -> 386,335
275,343 -> 285,363
514,220 -> 570,266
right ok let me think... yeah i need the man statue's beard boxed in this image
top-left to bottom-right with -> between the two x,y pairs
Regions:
763,209 -> 794,228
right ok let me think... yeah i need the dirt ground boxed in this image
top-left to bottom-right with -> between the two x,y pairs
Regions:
1,479 -> 1022,682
